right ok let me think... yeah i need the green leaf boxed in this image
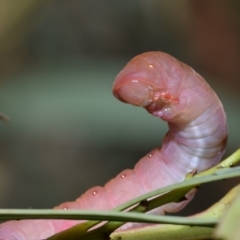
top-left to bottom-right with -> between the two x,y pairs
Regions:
215,188 -> 240,240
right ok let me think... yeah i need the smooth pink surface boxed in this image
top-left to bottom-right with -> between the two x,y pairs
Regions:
0,52 -> 228,239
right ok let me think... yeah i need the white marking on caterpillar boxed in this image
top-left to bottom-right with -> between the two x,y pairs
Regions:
0,52 -> 228,239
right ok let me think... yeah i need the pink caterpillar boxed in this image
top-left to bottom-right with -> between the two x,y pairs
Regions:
0,52 -> 227,240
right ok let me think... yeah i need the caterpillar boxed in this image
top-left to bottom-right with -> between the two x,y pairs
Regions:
0,52 -> 228,240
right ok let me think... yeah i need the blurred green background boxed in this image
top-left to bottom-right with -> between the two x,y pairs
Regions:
0,0 -> 239,216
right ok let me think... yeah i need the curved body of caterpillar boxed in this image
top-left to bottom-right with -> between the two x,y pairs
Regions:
0,52 -> 228,240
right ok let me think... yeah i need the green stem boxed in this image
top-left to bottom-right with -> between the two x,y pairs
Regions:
0,209 -> 218,225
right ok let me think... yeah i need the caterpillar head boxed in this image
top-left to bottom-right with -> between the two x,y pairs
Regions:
112,52 -> 182,117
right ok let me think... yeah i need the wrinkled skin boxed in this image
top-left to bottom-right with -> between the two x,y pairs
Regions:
0,52 -> 228,239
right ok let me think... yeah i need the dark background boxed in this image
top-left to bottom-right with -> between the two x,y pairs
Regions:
0,0 -> 239,216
